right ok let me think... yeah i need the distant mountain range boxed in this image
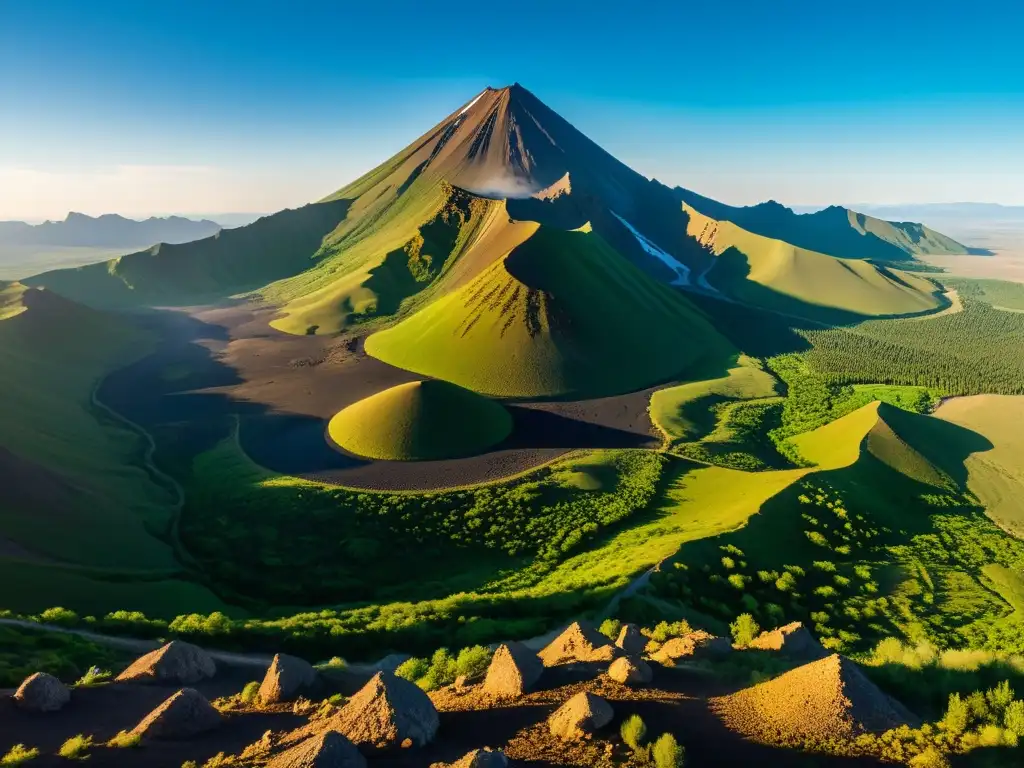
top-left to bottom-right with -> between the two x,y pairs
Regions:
0,212 -> 223,249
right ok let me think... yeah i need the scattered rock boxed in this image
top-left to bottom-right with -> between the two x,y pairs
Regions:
116,640 -> 216,684
131,687 -> 222,740
431,746 -> 508,768
547,691 -> 614,740
324,671 -> 438,751
615,623 -> 647,655
259,653 -> 319,704
748,622 -> 827,660
607,656 -> 653,685
13,672 -> 70,712
712,653 -> 917,744
268,730 -> 367,768
538,621 -> 620,666
653,631 -> 731,663
483,642 -> 544,699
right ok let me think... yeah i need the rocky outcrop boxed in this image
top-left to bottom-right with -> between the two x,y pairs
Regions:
131,687 -> 222,740
614,623 -> 647,655
547,692 -> 614,740
748,622 -> 827,660
326,671 -> 438,751
538,622 -> 620,666
267,730 -> 367,768
116,640 -> 216,685
259,653 -> 319,704
607,656 -> 653,685
13,672 -> 70,712
653,631 -> 731,663
482,642 -> 544,699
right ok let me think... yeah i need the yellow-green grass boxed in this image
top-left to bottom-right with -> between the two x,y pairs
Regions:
0,289 -> 178,569
934,395 -> 1024,538
0,281 -> 27,320
366,226 -> 731,398
684,204 -> 943,320
327,380 -> 512,460
649,355 -> 779,443
980,564 -> 1024,619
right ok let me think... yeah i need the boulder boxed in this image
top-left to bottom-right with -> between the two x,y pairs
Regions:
13,672 -> 70,712
538,621 -> 620,666
482,642 -> 544,699
430,747 -> 508,768
328,671 -> 438,751
607,656 -> 653,685
116,640 -> 216,684
268,730 -> 367,768
548,692 -> 614,740
259,653 -> 319,705
748,622 -> 827,660
131,687 -> 221,740
615,623 -> 647,655
653,631 -> 731,664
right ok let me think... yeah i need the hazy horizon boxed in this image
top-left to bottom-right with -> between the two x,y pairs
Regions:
3,1 -> 1022,220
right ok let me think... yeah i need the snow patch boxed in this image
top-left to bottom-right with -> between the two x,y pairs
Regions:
612,213 -> 689,286
458,92 -> 485,116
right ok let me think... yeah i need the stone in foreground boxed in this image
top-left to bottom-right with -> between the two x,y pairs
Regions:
548,691 -> 614,740
538,621 -> 620,666
482,642 -> 544,699
615,623 -> 647,655
748,622 -> 827,660
653,631 -> 731,664
116,640 -> 216,684
430,747 -> 508,768
259,653 -> 319,704
13,672 -> 70,712
267,730 -> 367,768
328,671 -> 438,751
608,656 -> 653,685
131,687 -> 222,740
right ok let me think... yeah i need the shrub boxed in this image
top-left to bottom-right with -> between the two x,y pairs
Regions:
805,531 -> 829,547
39,607 -> 79,626
727,574 -> 747,590
940,693 -> 970,735
620,714 -> 647,751
986,680 -> 1015,714
648,620 -> 692,643
74,666 -> 112,687
455,645 -> 492,679
58,735 -> 93,760
812,560 -> 836,572
729,614 -> 760,647
106,731 -> 141,748
599,618 -> 622,640
1,745 -> 40,765
908,747 -> 950,768
721,557 -> 736,569
240,681 -> 260,705
651,732 -> 685,768
1005,699 -> 1024,736
395,657 -> 428,682
775,572 -> 798,592
321,656 -> 347,669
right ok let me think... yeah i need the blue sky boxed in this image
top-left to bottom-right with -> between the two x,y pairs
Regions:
2,0 -> 1022,219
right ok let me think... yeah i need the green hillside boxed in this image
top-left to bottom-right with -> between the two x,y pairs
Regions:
24,200 -> 351,308
327,380 -> 512,460
684,204 -> 944,321
676,187 -> 978,261
365,226 -> 731,397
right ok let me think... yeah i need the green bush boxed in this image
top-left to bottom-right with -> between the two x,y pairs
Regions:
730,614 -> 760,647
908,747 -> 950,768
395,657 -> 429,682
599,618 -> 622,640
57,735 -> 93,760
454,645 -> 492,679
620,714 -> 647,751
652,733 -> 685,768
1,745 -> 40,765
240,681 -> 260,704
940,693 -> 969,735
106,731 -> 141,748
74,666 -> 111,687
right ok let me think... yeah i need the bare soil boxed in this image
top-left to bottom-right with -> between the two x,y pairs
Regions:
98,303 -> 661,491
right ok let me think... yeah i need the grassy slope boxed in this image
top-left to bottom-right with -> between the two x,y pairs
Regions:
650,354 -> 779,442
684,204 -> 943,321
946,277 -> 1024,311
327,380 -> 512,460
0,289 -> 177,567
25,200 -> 351,309
0,288 -> 230,617
366,226 -> 731,397
933,395 -> 1024,538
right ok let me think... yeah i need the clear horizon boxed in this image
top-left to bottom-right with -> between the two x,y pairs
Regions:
3,0 -> 1022,220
